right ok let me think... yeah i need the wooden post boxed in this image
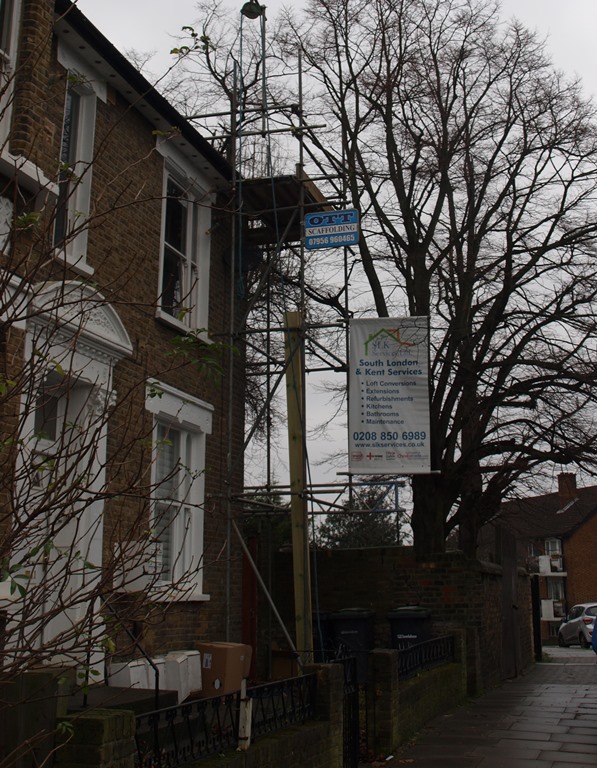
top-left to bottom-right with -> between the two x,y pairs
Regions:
284,310 -> 313,665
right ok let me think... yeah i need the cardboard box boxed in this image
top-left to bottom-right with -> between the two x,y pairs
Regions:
196,642 -> 252,697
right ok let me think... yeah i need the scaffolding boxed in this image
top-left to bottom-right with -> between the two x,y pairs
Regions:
189,1 -> 407,669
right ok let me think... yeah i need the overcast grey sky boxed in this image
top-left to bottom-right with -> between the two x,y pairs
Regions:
78,0 -> 597,98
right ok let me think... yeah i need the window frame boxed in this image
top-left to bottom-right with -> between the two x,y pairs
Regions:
53,76 -> 96,273
154,422 -> 187,584
0,0 -> 16,61
545,538 -> 562,556
156,152 -> 212,336
0,0 -> 20,146
146,380 -> 213,601
160,176 -> 196,322
547,579 -> 564,602
53,43 -> 107,275
54,85 -> 82,245
0,1 -> 59,194
527,542 -> 539,558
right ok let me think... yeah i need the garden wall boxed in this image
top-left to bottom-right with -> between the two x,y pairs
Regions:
8,641 -> 469,767
264,547 -> 533,693
50,663 -> 344,768
366,635 -> 468,756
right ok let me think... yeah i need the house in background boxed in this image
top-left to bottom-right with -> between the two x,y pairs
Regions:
497,473 -> 597,643
0,0 -> 247,680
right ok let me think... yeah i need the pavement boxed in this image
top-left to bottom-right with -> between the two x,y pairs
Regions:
377,646 -> 597,768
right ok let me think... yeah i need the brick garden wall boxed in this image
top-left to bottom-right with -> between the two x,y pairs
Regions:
364,646 -> 468,755
10,648 -> 469,768
52,663 -> 344,768
54,709 -> 136,768
265,547 -> 533,693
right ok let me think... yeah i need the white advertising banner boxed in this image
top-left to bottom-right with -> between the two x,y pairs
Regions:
348,317 -> 431,474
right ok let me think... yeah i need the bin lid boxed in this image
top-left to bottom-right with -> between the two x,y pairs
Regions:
331,608 -> 374,619
387,606 -> 430,618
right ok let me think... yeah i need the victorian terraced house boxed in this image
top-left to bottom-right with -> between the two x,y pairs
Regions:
0,0 -> 245,676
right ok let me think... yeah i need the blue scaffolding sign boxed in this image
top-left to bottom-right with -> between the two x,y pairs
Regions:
304,209 -> 359,249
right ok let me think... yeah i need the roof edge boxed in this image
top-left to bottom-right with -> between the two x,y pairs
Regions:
54,0 -> 232,182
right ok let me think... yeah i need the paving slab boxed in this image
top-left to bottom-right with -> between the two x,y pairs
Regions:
373,647 -> 597,768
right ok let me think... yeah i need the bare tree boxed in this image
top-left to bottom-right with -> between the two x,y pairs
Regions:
282,0 -> 597,554
185,0 -> 597,554
157,0 -> 294,173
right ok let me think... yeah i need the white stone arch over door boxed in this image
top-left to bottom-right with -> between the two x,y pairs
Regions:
9,280 -> 132,666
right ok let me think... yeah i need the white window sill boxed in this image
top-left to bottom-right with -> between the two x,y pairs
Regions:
0,151 -> 57,195
155,308 -> 210,342
155,307 -> 189,332
150,583 -> 210,603
112,583 -> 210,602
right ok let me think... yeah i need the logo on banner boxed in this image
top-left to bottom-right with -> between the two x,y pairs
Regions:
364,327 -> 416,356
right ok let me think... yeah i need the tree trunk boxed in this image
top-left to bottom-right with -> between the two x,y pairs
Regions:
457,490 -> 482,557
411,475 -> 447,555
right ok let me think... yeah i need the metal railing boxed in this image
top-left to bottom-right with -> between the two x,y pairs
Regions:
135,673 -> 317,767
134,637 -> 456,766
398,635 -> 455,681
249,673 -> 317,738
135,693 -> 239,767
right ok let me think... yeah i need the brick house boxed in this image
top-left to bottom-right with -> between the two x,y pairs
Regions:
497,473 -> 597,643
0,0 -> 246,675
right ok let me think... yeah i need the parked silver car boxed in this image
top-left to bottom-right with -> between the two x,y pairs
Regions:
558,603 -> 597,648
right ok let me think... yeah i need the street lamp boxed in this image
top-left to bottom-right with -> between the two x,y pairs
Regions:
240,0 -> 264,19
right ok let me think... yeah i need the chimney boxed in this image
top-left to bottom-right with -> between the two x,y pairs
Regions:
558,472 -> 577,504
